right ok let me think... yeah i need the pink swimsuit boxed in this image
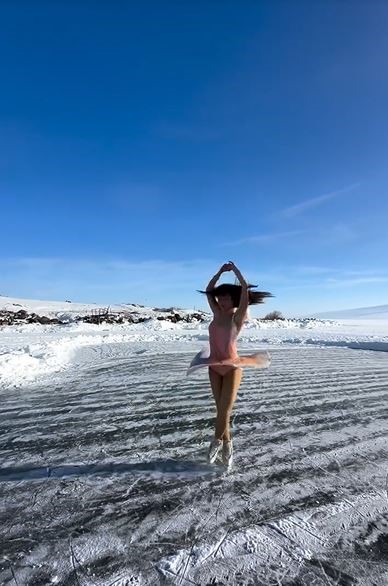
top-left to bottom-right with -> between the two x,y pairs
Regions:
187,318 -> 271,376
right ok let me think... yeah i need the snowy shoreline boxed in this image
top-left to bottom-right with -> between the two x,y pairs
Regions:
1,318 -> 387,389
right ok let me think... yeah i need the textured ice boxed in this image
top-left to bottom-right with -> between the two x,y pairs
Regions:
1,297 -> 388,584
1,342 -> 388,585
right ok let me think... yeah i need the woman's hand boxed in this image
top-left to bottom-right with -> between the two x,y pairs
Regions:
227,261 -> 239,273
206,264 -> 231,293
220,262 -> 233,273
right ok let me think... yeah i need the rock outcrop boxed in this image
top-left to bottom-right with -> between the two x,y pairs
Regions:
0,308 -> 206,327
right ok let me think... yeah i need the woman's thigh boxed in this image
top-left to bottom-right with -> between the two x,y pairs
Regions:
208,367 -> 223,406
220,367 -> 243,411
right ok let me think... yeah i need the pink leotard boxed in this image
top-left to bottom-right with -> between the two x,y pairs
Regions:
209,320 -> 239,362
187,317 -> 271,376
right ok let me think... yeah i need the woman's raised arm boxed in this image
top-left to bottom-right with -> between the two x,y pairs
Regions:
205,264 -> 229,313
229,261 -> 249,325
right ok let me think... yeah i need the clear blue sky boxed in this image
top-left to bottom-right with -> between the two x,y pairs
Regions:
1,1 -> 388,316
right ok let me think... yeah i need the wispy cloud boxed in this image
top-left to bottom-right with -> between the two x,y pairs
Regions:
222,230 -> 305,246
324,276 -> 388,287
2,257 -> 219,306
281,183 -> 360,217
3,257 -> 387,314
294,265 -> 336,275
275,267 -> 388,292
295,265 -> 388,278
329,222 -> 356,244
344,269 -> 388,277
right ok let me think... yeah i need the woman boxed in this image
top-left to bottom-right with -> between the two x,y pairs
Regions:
187,261 -> 272,467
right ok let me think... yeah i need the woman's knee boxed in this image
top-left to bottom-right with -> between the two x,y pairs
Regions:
219,387 -> 238,409
217,402 -> 233,421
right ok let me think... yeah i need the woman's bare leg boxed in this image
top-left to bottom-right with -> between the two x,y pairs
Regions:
215,368 -> 242,441
208,367 -> 223,412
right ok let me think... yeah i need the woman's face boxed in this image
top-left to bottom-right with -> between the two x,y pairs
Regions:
217,294 -> 234,312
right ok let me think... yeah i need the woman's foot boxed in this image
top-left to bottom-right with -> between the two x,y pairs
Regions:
222,440 -> 233,468
207,438 -> 223,463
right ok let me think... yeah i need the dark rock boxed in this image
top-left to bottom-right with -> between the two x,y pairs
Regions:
27,317 -> 39,323
37,316 -> 52,324
16,310 -> 28,319
0,306 -> 206,327
191,312 -> 204,322
0,316 -> 12,325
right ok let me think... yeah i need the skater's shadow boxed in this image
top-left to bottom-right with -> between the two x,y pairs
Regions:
0,459 -> 222,482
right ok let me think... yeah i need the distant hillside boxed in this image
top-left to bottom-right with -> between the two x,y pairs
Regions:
311,304 -> 388,320
0,295 -> 208,324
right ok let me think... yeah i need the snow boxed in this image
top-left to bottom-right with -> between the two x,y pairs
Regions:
0,294 -> 145,318
0,294 -> 199,320
1,296 -> 388,585
0,296 -> 387,388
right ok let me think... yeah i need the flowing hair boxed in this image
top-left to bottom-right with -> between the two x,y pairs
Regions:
198,283 -> 273,308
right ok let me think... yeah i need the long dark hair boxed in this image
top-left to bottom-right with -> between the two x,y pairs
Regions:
198,283 -> 273,308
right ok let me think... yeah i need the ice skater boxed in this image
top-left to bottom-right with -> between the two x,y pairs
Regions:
187,261 -> 272,467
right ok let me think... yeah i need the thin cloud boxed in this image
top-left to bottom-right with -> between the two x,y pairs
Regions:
2,257 -> 218,305
344,269 -> 388,277
295,265 -> 388,278
222,230 -> 305,246
282,183 -> 360,217
329,222 -> 356,243
324,276 -> 388,287
295,265 -> 336,275
280,273 -> 388,291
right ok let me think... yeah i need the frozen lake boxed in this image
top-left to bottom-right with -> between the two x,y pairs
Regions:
1,345 -> 388,585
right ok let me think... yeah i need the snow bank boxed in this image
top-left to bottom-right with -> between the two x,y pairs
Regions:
0,295 -> 203,321
1,295 -> 387,389
0,295 -> 151,319
1,318 -> 387,389
0,330 -> 130,387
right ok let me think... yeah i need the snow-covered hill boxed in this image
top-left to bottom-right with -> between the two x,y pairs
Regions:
0,295 -> 207,323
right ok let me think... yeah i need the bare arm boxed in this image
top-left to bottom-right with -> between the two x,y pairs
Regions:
230,261 -> 249,327
206,269 -> 223,292
205,265 -> 228,314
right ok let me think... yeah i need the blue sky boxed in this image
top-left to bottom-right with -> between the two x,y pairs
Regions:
1,1 -> 388,316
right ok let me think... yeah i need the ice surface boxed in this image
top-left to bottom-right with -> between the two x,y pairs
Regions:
1,297 -> 388,584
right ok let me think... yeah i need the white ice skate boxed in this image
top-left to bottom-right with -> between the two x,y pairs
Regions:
207,438 -> 223,464
222,440 -> 233,468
